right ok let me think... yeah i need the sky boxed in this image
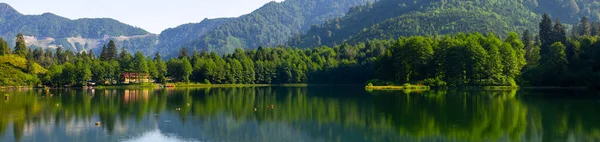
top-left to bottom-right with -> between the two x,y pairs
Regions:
0,0 -> 284,34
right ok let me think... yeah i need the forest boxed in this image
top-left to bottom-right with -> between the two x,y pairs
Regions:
1,14 -> 600,88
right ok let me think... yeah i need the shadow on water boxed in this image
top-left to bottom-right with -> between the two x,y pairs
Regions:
0,87 -> 600,141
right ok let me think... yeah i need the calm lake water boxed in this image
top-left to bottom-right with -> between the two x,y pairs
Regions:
1,87 -> 600,142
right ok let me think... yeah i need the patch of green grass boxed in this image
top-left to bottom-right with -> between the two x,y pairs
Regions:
0,55 -> 46,87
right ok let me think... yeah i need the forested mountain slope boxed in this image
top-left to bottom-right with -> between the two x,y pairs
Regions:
156,18 -> 233,57
0,3 -> 156,54
289,0 -> 599,48
182,0 -> 371,55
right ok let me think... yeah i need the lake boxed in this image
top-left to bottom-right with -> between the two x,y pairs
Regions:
1,87 -> 600,142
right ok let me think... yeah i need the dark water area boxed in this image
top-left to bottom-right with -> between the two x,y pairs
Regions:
1,87 -> 600,142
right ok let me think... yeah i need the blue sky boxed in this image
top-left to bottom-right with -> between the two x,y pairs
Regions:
0,0 -> 284,33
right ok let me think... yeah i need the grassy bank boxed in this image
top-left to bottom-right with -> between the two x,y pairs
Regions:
365,84 -> 431,90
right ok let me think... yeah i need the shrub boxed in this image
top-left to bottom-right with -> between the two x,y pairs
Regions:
422,78 -> 447,87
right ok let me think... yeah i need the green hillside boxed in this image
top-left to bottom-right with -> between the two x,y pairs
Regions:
0,3 -> 153,54
290,0 -> 599,48
156,18 -> 233,57
184,0 -> 371,55
0,55 -> 46,86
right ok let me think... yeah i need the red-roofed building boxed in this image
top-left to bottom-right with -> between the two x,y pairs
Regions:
120,72 -> 152,84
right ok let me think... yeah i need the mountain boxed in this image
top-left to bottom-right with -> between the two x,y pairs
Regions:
170,0 -> 372,55
289,0 -> 599,48
0,3 -> 156,54
157,18 -> 233,54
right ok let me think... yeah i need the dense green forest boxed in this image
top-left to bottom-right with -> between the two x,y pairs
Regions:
157,18 -> 233,56
289,0 -> 600,48
2,14 -> 600,88
182,0 -> 371,55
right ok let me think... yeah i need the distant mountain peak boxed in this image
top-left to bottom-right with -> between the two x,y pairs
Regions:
0,3 -> 20,17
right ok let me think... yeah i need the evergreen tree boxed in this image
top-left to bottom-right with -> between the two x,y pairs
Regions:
119,47 -> 133,72
25,51 -> 34,74
553,18 -> 567,45
55,46 -> 65,64
522,30 -> 538,65
578,16 -> 591,36
107,40 -> 118,60
539,13 -> 553,55
179,47 -> 189,59
154,52 -> 167,83
0,38 -> 9,56
14,33 -> 28,57
88,49 -> 95,60
99,44 -> 109,61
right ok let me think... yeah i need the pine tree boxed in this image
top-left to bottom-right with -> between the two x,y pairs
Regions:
99,44 -> 108,61
179,47 -> 189,59
25,50 -> 34,74
578,16 -> 591,36
88,49 -> 95,60
154,52 -> 167,83
539,13 -> 553,55
522,30 -> 536,65
0,38 -> 8,56
553,18 -> 567,46
14,33 -> 28,57
107,40 -> 118,60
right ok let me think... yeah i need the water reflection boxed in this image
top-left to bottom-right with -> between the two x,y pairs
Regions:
0,87 -> 599,141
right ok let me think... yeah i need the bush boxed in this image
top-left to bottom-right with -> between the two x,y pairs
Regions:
367,83 -> 373,86
421,78 -> 447,87
204,79 -> 211,84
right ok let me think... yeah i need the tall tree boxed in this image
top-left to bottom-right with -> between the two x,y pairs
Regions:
522,30 -> 539,65
133,51 -> 148,83
553,18 -> 567,46
154,52 -> 167,83
99,44 -> 108,61
181,58 -> 193,83
25,50 -> 34,74
539,13 -> 554,55
179,47 -> 189,59
578,16 -> 591,36
14,33 -> 27,57
107,40 -> 118,60
119,47 -> 133,72
88,49 -> 95,60
0,38 -> 9,55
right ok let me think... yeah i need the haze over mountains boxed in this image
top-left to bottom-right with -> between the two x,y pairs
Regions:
1,0 -> 598,58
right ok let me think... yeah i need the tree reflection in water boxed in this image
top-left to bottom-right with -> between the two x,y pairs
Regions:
0,87 -> 599,141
